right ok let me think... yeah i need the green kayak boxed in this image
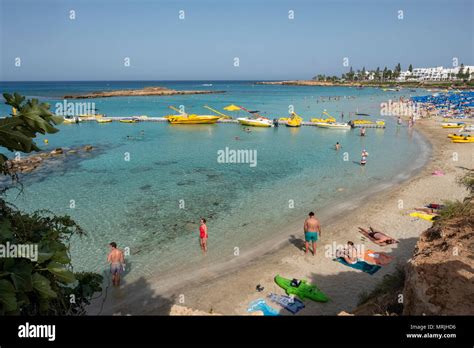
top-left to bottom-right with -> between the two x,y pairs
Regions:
274,275 -> 329,302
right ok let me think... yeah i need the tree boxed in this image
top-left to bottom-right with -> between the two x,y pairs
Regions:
0,93 -> 103,315
408,64 -> 413,72
375,67 -> 381,80
361,67 -> 366,81
382,67 -> 388,81
457,63 -> 464,80
346,67 -> 355,81
387,69 -> 393,80
393,63 -> 401,79
465,68 -> 471,80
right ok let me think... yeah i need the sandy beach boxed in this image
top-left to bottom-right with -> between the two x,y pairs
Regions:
179,119 -> 471,315
94,117 -> 471,316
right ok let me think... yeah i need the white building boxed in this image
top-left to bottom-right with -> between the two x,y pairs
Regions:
397,65 -> 474,81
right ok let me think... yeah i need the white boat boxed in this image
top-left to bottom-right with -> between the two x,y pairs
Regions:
237,117 -> 273,127
63,116 -> 81,124
315,122 -> 351,130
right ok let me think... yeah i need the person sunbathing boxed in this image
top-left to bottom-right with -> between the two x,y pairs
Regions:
336,241 -> 359,264
358,227 -> 399,246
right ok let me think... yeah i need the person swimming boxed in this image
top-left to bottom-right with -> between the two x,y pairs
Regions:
360,127 -> 366,136
335,142 -> 341,150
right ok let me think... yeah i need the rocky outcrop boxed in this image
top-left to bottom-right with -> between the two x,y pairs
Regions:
64,87 -> 225,99
5,145 -> 95,175
402,206 -> 474,315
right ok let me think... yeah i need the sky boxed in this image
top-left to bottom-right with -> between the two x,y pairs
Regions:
1,0 -> 473,81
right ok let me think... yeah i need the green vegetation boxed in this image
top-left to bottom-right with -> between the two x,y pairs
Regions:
436,170 -> 474,224
357,264 -> 405,306
312,62 -> 473,85
0,93 -> 103,315
0,93 -> 63,175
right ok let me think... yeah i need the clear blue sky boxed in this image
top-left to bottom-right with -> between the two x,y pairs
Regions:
1,0 -> 473,81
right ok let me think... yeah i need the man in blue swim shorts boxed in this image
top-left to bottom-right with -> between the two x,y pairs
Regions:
304,212 -> 321,256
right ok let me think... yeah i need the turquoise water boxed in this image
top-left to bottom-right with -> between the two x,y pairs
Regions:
0,82 -> 427,282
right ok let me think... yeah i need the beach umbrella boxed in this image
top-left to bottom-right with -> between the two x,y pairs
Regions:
223,104 -> 241,111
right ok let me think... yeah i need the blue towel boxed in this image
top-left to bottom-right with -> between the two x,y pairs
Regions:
267,293 -> 305,314
335,257 -> 381,275
247,299 -> 280,316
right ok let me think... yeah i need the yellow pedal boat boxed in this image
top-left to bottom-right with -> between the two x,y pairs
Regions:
167,114 -> 220,124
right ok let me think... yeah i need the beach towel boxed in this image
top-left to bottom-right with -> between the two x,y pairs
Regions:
334,257 -> 381,275
363,249 -> 392,266
247,299 -> 279,316
267,293 -> 305,314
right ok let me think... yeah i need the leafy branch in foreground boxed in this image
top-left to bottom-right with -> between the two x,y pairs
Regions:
0,199 -> 103,315
1,93 -> 63,175
0,93 -> 102,315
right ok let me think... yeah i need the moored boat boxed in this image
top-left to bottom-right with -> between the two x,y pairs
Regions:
315,122 -> 351,129
285,112 -> 303,127
167,114 -> 220,124
236,105 -> 273,127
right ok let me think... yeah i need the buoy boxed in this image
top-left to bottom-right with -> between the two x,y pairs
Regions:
44,139 -> 49,144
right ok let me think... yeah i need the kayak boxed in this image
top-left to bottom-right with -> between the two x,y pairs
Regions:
409,212 -> 436,221
441,122 -> 465,129
452,138 -> 474,143
274,275 -> 329,302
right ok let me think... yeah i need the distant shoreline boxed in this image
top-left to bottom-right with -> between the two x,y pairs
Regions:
256,80 -> 474,89
64,86 -> 225,99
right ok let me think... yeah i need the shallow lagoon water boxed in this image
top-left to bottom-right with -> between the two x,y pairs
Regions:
0,81 -> 427,281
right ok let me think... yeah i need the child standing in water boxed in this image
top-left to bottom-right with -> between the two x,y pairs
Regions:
199,218 -> 208,253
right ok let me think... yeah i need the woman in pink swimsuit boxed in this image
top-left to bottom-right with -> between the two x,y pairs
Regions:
199,218 -> 208,252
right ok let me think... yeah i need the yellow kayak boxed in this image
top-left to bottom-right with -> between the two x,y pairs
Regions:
410,212 -> 436,221
452,138 -> 474,143
167,114 -> 220,124
449,134 -> 471,140
442,122 -> 465,129
97,118 -> 112,123
119,119 -> 138,123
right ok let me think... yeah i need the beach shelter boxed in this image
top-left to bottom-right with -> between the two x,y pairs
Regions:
223,104 -> 241,111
